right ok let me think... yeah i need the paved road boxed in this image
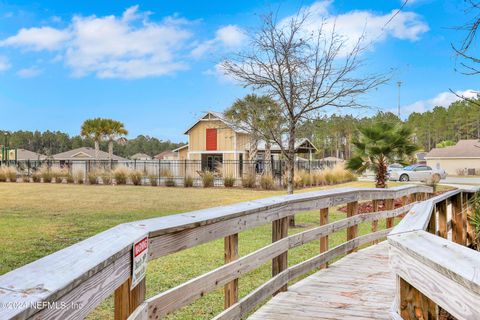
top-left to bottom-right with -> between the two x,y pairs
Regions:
443,176 -> 480,185
359,176 -> 480,185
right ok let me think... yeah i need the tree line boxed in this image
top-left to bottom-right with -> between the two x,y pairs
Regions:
0,129 -> 184,158
296,96 -> 480,159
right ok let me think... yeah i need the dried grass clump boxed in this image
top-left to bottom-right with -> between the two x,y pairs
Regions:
4,167 -> 17,182
202,171 -> 215,188
88,170 -> 99,185
148,174 -> 158,186
39,166 -> 52,183
51,167 -> 67,183
113,167 -> 130,185
129,170 -> 144,186
224,176 -> 235,188
184,176 -> 193,187
260,175 -> 275,190
242,173 -> 256,188
100,171 -> 112,185
75,171 -> 85,184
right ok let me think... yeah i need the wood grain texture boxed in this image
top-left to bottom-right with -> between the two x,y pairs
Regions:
437,200 -> 447,239
272,217 -> 288,293
399,277 -> 438,320
249,242 -> 395,320
224,233 -> 239,309
114,277 -> 146,320
346,201 -> 358,253
319,208 -> 329,269
385,199 -> 395,229
389,245 -> 480,320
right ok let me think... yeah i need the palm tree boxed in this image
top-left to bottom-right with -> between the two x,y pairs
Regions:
347,122 -> 417,188
103,119 -> 128,161
81,118 -> 105,160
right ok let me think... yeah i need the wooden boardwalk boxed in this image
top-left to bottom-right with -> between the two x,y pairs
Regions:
248,241 -> 394,320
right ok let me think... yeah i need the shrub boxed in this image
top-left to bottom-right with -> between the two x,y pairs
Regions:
148,174 -> 158,186
242,173 -> 256,188
101,171 -> 112,185
224,175 -> 235,188
51,167 -> 66,183
184,175 -> 193,187
74,171 -> 85,184
0,169 -> 7,182
88,171 -> 98,185
40,167 -> 52,183
160,168 -> 172,177
294,174 -> 303,188
66,173 -> 74,184
32,171 -> 41,183
113,167 -> 129,185
202,171 -> 215,188
312,170 -> 327,186
3,167 -> 16,182
130,170 -> 143,186
165,177 -> 176,187
298,170 -> 312,187
260,175 -> 275,190
22,175 -> 30,183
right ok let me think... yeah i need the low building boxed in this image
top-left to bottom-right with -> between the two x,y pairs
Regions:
154,150 -> 177,160
53,147 -> 127,161
15,149 -> 47,161
179,111 -> 317,177
130,153 -> 152,160
425,139 -> 480,175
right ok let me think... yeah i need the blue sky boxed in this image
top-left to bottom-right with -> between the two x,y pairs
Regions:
0,0 -> 478,142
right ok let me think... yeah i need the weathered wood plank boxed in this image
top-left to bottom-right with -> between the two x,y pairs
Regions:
224,233 -> 238,309
399,277 -> 438,320
371,200 -> 380,245
319,208 -> 329,269
272,217 -> 288,293
385,198 -> 395,229
114,277 -> 146,320
346,201 -> 358,253
437,200 -> 447,239
389,245 -> 480,320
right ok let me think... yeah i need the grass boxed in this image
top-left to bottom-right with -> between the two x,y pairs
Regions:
0,181 -> 448,319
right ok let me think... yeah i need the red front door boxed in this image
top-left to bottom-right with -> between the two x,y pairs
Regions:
206,128 -> 217,150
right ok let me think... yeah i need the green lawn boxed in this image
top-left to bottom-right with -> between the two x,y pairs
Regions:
0,181 -> 442,319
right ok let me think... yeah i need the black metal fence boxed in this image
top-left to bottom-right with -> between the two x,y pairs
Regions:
1,159 -> 340,187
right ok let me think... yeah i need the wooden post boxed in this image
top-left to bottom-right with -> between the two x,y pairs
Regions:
320,208 -> 329,268
399,277 -> 438,320
464,193 -> 475,246
428,205 -> 437,234
346,201 -> 358,253
224,233 -> 239,308
451,193 -> 465,245
437,200 -> 447,239
114,277 -> 146,320
272,216 -> 288,293
385,199 -> 395,229
371,200 -> 379,245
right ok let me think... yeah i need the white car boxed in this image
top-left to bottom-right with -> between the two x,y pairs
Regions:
388,164 -> 447,182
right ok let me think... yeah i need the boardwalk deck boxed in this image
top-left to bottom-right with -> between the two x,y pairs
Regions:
248,241 -> 393,320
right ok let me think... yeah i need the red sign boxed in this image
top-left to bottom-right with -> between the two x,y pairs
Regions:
134,237 -> 148,257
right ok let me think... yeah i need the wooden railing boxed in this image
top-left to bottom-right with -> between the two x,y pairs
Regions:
0,185 -> 431,320
389,186 -> 480,320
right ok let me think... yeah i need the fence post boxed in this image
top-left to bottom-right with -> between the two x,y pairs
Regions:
114,277 -> 146,320
346,201 -> 358,253
385,198 -> 395,229
371,200 -> 379,245
437,200 -> 447,239
452,193 -> 465,245
320,208 -> 328,268
224,233 -> 239,308
272,216 -> 288,293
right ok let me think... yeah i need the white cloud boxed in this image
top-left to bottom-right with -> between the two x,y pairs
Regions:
285,0 -> 429,56
404,89 -> 478,113
17,67 -> 42,78
1,26 -> 70,51
0,56 -> 11,72
1,6 -> 192,79
192,25 -> 246,58
204,62 -> 236,83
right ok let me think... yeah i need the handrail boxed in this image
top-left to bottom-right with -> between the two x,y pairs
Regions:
388,185 -> 480,320
0,184 -> 430,320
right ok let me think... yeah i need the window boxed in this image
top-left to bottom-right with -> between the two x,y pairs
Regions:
206,128 -> 217,151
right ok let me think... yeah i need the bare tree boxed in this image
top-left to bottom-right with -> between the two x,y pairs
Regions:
452,0 -> 480,75
222,12 -> 388,197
